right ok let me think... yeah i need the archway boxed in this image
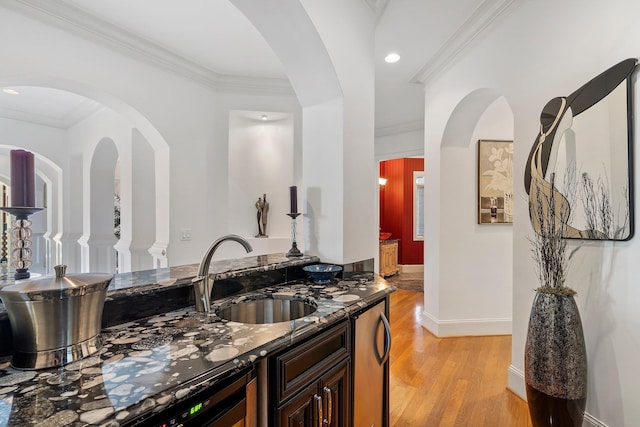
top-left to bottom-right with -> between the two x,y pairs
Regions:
0,146 -> 63,274
0,80 -> 171,271
424,88 -> 515,337
229,0 -> 342,108
0,79 -> 171,270
441,88 -> 505,148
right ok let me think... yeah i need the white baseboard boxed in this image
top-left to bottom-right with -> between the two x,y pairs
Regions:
507,364 -> 526,400
584,413 -> 610,427
421,310 -> 511,337
508,365 -> 608,427
399,264 -> 424,273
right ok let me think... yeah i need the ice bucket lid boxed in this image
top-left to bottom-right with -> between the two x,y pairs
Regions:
0,265 -> 113,302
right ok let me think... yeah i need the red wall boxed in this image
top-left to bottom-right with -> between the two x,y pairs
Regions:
379,158 -> 424,265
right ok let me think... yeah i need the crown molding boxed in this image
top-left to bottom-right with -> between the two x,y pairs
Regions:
375,119 -> 424,138
0,100 -> 105,129
213,74 -> 296,96
0,106 -> 66,129
2,0 -> 295,96
410,0 -> 519,87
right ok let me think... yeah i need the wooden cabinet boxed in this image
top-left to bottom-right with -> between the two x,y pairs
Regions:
276,382 -> 316,427
276,360 -> 349,427
270,321 -> 350,427
379,240 -> 399,277
269,301 -> 391,427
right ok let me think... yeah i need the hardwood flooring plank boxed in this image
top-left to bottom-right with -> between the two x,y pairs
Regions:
389,289 -> 532,427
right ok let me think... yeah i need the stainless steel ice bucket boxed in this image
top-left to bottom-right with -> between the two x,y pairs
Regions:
0,265 -> 113,370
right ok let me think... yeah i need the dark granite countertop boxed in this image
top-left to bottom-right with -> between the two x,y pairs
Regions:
0,273 -> 394,426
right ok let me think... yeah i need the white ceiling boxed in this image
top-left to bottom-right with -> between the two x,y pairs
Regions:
0,0 -> 515,134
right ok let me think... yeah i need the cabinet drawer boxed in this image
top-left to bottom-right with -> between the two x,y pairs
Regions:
273,321 -> 350,404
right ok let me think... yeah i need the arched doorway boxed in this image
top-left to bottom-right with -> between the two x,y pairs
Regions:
423,88 -> 515,337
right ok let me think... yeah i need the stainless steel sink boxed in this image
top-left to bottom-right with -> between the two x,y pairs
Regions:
215,297 -> 317,324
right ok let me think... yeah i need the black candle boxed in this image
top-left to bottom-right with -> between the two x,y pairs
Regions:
289,186 -> 297,214
10,149 -> 35,207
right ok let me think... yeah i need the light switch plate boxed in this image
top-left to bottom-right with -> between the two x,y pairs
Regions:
180,228 -> 192,241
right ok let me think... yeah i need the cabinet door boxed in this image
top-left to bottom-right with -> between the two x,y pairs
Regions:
320,360 -> 350,427
276,360 -> 350,427
353,300 -> 390,427
379,243 -> 399,277
277,383 -> 319,427
379,244 -> 390,276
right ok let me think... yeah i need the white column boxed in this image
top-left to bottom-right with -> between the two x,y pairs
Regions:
130,129 -> 155,271
301,0 -> 376,264
230,0 -> 376,265
87,138 -> 119,273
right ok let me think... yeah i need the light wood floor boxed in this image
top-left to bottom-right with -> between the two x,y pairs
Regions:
389,289 -> 533,427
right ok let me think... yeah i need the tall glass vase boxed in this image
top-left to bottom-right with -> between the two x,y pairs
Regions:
525,290 -> 587,427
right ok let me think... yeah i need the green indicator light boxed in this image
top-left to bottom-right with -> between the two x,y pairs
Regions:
189,402 -> 203,415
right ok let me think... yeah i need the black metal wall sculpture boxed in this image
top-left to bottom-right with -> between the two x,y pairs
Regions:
525,58 -> 637,240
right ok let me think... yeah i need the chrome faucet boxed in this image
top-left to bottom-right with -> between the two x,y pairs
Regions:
192,234 -> 253,313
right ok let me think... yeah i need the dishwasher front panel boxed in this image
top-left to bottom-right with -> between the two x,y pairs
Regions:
353,299 -> 390,427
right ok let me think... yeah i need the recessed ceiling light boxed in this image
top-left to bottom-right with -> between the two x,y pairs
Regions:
384,53 -> 400,63
2,88 -> 20,95
261,115 -> 268,121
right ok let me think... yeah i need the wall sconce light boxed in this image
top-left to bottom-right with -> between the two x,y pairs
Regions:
378,177 -> 387,186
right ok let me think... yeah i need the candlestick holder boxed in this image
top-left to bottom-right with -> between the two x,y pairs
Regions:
0,207 -> 44,280
286,212 -> 303,257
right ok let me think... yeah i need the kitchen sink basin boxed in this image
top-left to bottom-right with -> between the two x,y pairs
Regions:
215,297 -> 317,324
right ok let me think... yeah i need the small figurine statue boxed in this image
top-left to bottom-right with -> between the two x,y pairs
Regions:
255,194 -> 270,237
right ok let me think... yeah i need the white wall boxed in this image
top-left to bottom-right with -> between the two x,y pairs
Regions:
203,92 -> 301,262
0,119 -> 68,167
423,0 -> 640,425
228,111 -> 294,254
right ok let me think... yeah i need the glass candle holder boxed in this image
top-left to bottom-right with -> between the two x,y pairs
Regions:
0,207 -> 44,280
286,212 -> 303,257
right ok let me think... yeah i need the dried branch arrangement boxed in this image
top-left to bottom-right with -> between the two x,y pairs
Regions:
528,172 -> 578,296
580,172 -> 629,240
529,166 -> 627,296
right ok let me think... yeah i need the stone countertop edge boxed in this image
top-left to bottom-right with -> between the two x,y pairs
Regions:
0,253 -> 320,315
107,253 -> 320,297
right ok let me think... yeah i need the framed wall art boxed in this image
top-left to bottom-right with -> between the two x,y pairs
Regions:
478,139 -> 513,224
524,58 -> 637,240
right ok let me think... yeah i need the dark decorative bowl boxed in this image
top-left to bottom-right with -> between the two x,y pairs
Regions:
302,264 -> 342,284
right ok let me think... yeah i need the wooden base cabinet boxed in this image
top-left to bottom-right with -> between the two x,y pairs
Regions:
379,240 -> 399,277
270,321 -> 350,427
269,299 -> 391,427
276,360 -> 349,427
